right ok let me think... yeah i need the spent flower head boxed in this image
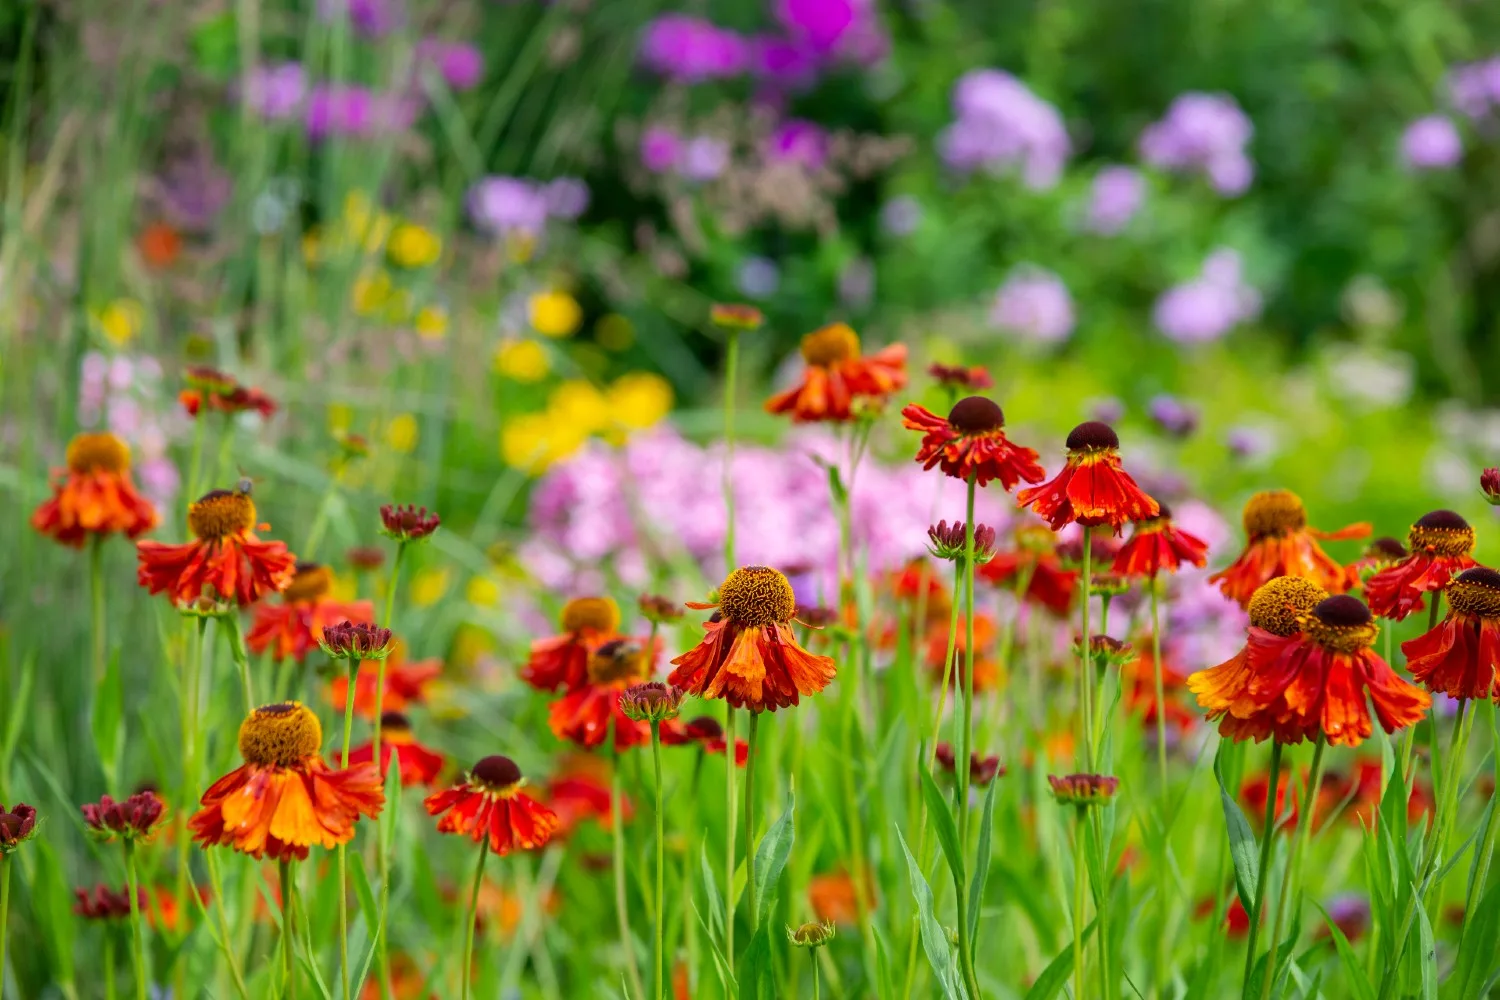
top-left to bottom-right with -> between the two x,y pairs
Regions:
320,620 -> 395,660
81,791 -> 166,843
347,546 -> 386,572
1081,634 -> 1135,669
935,743 -> 1006,785
0,803 -> 38,854
1482,468 -> 1500,506
638,594 -> 684,625
927,520 -> 998,564
927,362 -> 994,391
709,303 -> 764,331
787,920 -> 836,949
1048,773 -> 1119,807
380,503 -> 441,542
619,682 -> 685,724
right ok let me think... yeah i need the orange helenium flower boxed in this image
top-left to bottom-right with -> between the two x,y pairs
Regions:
136,487 -> 296,606
179,366 -> 276,419
1112,505 -> 1209,579
979,524 -> 1079,616
547,638 -> 656,750
1402,567 -> 1500,701
424,755 -> 559,856
1363,510 -> 1479,622
327,643 -> 442,719
900,396 -> 1046,490
347,712 -> 445,787
31,432 -> 158,547
247,562 -> 374,662
764,323 -> 907,423
522,596 -> 623,693
1208,490 -> 1369,608
1189,575 -> 1329,742
189,702 -> 384,860
668,566 -> 837,711
1016,422 -> 1159,535
545,755 -> 628,835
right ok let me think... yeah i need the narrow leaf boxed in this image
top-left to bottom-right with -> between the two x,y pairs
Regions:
1213,741 -> 1259,913
968,777 -> 998,952
1023,917 -> 1097,1000
1454,871 -> 1500,998
753,792 -> 795,930
91,647 -> 125,790
919,757 -> 965,894
1315,903 -> 1376,1000
897,828 -> 966,1000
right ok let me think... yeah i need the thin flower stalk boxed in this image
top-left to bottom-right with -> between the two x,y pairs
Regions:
612,733 -> 647,999
461,840 -> 490,1000
203,849 -> 250,1000
0,855 -> 10,994
745,709 -> 761,929
1149,586 -> 1168,791
90,534 -> 106,684
1240,741 -> 1283,993
281,858 -> 297,1000
373,537 -> 407,1000
123,839 -> 147,1000
651,720 -> 667,1000
724,705 -> 738,963
222,612 -> 256,714
951,476 -> 982,1000
1259,738 -> 1327,1000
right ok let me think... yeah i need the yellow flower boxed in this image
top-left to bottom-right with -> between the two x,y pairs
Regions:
501,412 -> 587,472
410,568 -> 450,608
596,313 -> 635,351
343,191 -> 393,253
608,373 -> 673,431
302,227 -> 325,267
465,576 -> 502,607
493,339 -> 550,382
529,290 -> 583,338
353,271 -> 393,316
548,380 -> 610,434
386,413 -> 419,454
327,403 -> 353,434
96,299 -> 146,346
414,306 -> 449,341
387,223 -> 443,269
329,572 -> 359,602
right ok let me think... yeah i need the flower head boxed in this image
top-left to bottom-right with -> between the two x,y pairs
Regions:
189,702 -> 384,860
179,367 -> 276,419
136,487 -> 297,607
902,396 -> 1047,491
522,596 -> 623,693
347,546 -> 386,572
1112,504 -> 1210,579
31,432 -> 159,547
327,645 -> 441,719
638,594 -> 684,625
380,503 -> 440,542
927,363 -> 993,391
1481,468 -> 1500,506
926,520 -> 998,564
1048,773 -> 1119,807
979,526 -> 1079,616
1350,537 -> 1408,577
348,712 -> 445,787
1363,510 -> 1478,621
787,920 -> 837,949
935,743 -> 1006,785
548,639 -> 657,750
424,755 -> 560,856
1402,567 -> 1500,701
765,324 -> 908,423
74,884 -> 143,921
710,303 -> 764,331
620,682 -> 684,723
668,567 -> 837,712
1208,490 -> 1368,608
82,791 -> 166,843
247,563 -> 375,663
0,804 -> 37,854
320,620 -> 395,660
1016,422 -> 1159,534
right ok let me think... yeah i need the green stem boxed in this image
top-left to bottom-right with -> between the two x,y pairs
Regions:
1079,526 -> 1094,770
124,840 -> 148,1000
1241,740 -> 1283,995
301,476 -> 340,562
1461,704 -> 1500,950
90,534 -> 106,685
953,477 -> 982,1000
1259,739 -> 1326,1000
461,840 -> 489,1000
813,951 -> 821,1000
281,858 -> 296,1000
336,658 -> 358,1000
176,619 -> 209,966
373,540 -> 406,1000
205,850 -> 250,1000
724,705 -> 738,964
722,330 -> 739,572
1150,586 -> 1167,792
745,709 -> 760,931
185,413 -> 207,520
612,737 -> 647,999
0,856 -> 10,996
1073,807 -> 1086,1000
221,613 -> 255,714
373,541 -> 407,762
651,721 -> 666,1000
105,935 -> 117,1000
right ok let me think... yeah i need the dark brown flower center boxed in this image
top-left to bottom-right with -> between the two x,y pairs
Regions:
717,566 -> 797,627
587,639 -> 651,685
471,755 -> 523,794
1065,421 -> 1120,452
1302,595 -> 1378,653
1242,490 -> 1307,539
1447,567 -> 1500,619
1408,510 -> 1475,558
946,396 -> 1005,435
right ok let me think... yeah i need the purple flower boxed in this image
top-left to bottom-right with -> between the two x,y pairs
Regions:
1446,59 -> 1500,120
1147,395 -> 1199,438
305,86 -> 373,139
766,119 -> 828,169
1226,425 -> 1276,463
1091,397 -> 1125,424
750,37 -> 821,87
939,69 -> 1070,189
989,267 -> 1074,344
318,0 -> 404,37
542,177 -> 590,220
639,15 -> 749,83
243,63 -> 307,121
1152,248 -> 1261,343
159,153 -> 232,233
1400,115 -> 1462,170
880,196 -> 922,236
774,0 -> 856,53
417,40 -> 484,91
467,177 -> 550,237
640,127 -> 681,174
680,136 -> 731,181
1139,93 -> 1254,195
737,257 -> 781,298
838,258 -> 875,309
1084,166 -> 1144,234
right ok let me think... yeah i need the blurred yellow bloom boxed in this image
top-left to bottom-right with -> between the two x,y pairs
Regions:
387,223 -> 443,269
344,191 -> 393,253
494,339 -> 550,382
353,271 -> 394,316
450,624 -> 495,670
548,380 -> 610,434
608,373 -> 673,430
529,290 -> 583,338
96,299 -> 145,346
410,568 -> 450,608
386,412 -> 419,454
501,412 -> 587,472
327,403 -> 353,434
415,305 -> 449,340
465,575 -> 502,607
302,227 -> 325,267
329,572 -> 358,602
596,313 -> 635,351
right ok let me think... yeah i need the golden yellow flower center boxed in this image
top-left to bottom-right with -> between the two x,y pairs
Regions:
561,596 -> 621,635
1446,568 -> 1500,619
188,490 -> 256,541
1242,489 -> 1306,539
717,566 -> 797,627
798,323 -> 860,367
1408,511 -> 1474,558
238,702 -> 322,767
66,432 -> 131,474
1247,575 -> 1329,636
283,563 -> 333,603
586,639 -> 651,685
1300,596 -> 1378,654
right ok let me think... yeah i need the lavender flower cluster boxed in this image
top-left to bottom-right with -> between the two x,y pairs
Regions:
989,267 -> 1076,344
938,70 -> 1070,189
1152,248 -> 1262,344
467,177 -> 590,239
77,353 -> 183,508
1139,93 -> 1254,196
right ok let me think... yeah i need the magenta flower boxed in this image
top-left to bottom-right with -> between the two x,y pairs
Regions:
639,15 -> 750,82
417,40 -> 485,91
1152,248 -> 1261,344
243,63 -> 307,121
1400,115 -> 1462,170
939,69 -> 1070,189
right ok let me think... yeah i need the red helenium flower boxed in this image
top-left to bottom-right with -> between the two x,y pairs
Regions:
900,396 -> 1046,490
1208,490 -> 1368,608
522,596 -> 623,694
247,563 -> 374,663
31,432 -> 159,547
764,323 -> 907,423
347,713 -> 445,787
1363,510 -> 1478,621
1112,504 -> 1209,579
547,639 -> 656,750
424,756 -> 559,856
1402,567 -> 1500,701
1016,422 -> 1159,535
136,488 -> 297,606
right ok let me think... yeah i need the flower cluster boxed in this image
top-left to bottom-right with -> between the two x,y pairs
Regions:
1139,93 -> 1254,195
939,69 -> 1070,188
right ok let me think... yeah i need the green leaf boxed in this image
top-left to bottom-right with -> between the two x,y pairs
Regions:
90,646 -> 124,791
736,922 -> 776,1000
1213,741 -> 1260,914
968,776 -> 998,952
349,851 -> 381,991
1315,903 -> 1376,1000
693,903 -> 739,994
1023,917 -> 1097,1000
753,791 -> 795,930
1452,870 -> 1500,998
919,756 -> 965,895
897,828 -> 967,1000
2,652 -> 34,776
30,840 -> 78,988
1417,897 -> 1437,1000
700,842 -> 725,937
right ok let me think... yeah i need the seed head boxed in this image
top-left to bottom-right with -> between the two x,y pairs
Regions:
380,503 -> 441,542
320,621 -> 394,660
1048,773 -> 1119,807
238,703 -> 323,768
717,566 -> 797,627
81,791 -> 166,843
787,920 -> 836,949
619,682 -> 684,724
